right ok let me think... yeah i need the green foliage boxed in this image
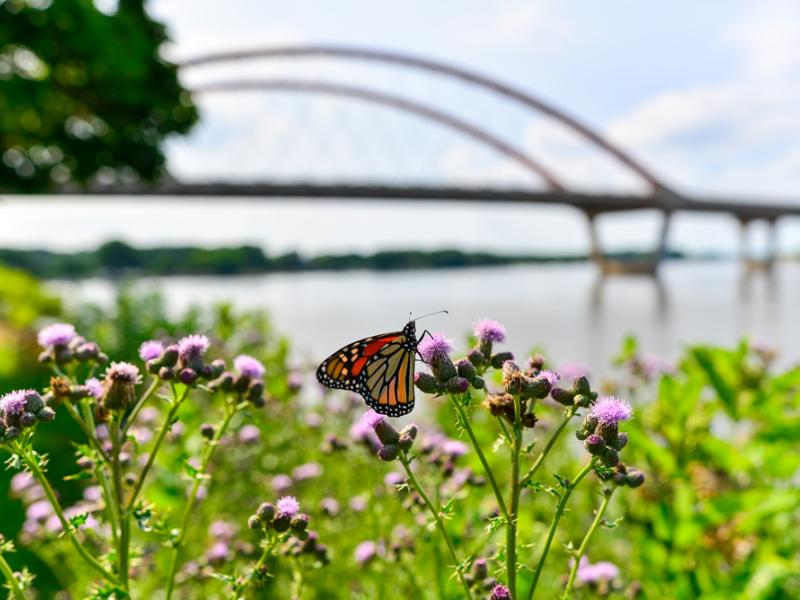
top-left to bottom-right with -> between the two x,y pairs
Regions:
0,0 -> 197,192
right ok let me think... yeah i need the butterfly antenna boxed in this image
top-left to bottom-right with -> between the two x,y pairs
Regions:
412,309 -> 449,323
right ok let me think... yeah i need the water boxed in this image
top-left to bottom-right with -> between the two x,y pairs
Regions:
48,260 -> 799,374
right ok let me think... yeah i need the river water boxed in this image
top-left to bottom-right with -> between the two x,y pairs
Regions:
48,260 -> 799,374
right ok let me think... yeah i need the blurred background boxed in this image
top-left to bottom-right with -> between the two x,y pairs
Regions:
2,0 -> 799,370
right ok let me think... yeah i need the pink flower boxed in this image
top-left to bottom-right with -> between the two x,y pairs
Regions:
590,396 -> 632,425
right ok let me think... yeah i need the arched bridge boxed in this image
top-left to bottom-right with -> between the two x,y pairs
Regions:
84,44 -> 800,275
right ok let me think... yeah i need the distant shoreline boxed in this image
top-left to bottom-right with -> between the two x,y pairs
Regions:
0,241 -> 713,279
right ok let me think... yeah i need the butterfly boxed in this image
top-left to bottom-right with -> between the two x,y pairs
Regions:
316,313 -> 446,417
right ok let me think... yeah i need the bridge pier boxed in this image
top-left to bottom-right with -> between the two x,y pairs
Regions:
738,216 -> 778,274
584,209 -> 671,277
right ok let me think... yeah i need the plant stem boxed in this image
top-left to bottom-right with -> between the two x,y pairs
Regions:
520,406 -> 577,488
109,417 -> 129,589
449,395 -> 509,520
399,452 -> 473,600
526,459 -> 596,600
16,445 -> 120,585
63,400 -> 111,464
561,488 -> 615,599
79,402 -> 119,548
507,394 -> 523,598
121,377 -> 160,436
164,401 -> 242,600
0,551 -> 26,600
126,387 -> 190,512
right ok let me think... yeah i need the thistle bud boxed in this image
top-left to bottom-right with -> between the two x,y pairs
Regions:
551,387 -> 574,406
24,391 -> 44,414
290,514 -> 310,533
37,407 -> 55,423
597,421 -> 618,444
625,469 -> 645,488
374,419 -> 400,445
601,447 -> 619,467
611,432 -> 628,450
273,512 -> 291,532
101,363 -> 141,411
200,423 -> 215,440
377,444 -> 400,461
471,376 -> 485,390
256,502 -> 275,523
446,376 -> 469,394
491,351 -> 514,369
209,358 -> 226,379
521,377 -> 549,400
74,342 -> 100,361
248,380 -> 265,400
432,358 -> 457,382
521,413 -> 538,428
573,376 -> 591,396
414,372 -> 439,394
584,434 -> 605,455
179,368 -> 198,385
20,412 -> 36,427
467,348 -> 485,368
147,359 -> 161,375
159,366 -> 175,381
161,344 -> 179,367
456,359 -> 477,381
210,371 -> 235,392
248,515 -> 261,530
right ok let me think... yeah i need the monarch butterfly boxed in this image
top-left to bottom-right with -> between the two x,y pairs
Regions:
316,312 -> 446,417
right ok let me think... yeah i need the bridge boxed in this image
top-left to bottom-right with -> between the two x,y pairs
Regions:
61,45 -> 800,275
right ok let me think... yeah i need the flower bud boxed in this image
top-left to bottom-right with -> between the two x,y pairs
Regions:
491,351 -> 514,369
584,434 -> 605,455
209,371 -> 235,392
398,434 -> 415,451
414,372 -> 439,394
521,377 -> 550,400
446,376 -> 469,394
179,368 -> 198,385
601,447 -> 619,467
597,421 -> 618,444
161,345 -> 179,367
4,427 -> 20,441
159,366 -> 175,381
377,444 -> 400,461
256,503 -> 275,523
248,380 -> 265,400
550,387 -> 574,406
200,423 -> 215,440
55,347 -> 73,365
521,413 -> 538,428
374,419 -> 400,445
574,393 -> 593,408
273,512 -> 291,532
467,348 -> 485,367
573,376 -> 591,396
24,391 -> 44,414
251,395 -> 266,408
472,558 -> 488,580
471,376 -> 485,390
290,514 -> 310,533
20,412 -> 36,427
147,359 -> 161,375
456,359 -> 476,381
37,407 -> 55,423
209,358 -> 226,379
611,432 -> 628,450
432,357 -> 457,382
200,365 -> 213,379
625,469 -> 645,488
234,374 -> 251,394
248,515 -> 261,530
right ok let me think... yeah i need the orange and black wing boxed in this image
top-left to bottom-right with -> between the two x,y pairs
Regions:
316,329 -> 416,417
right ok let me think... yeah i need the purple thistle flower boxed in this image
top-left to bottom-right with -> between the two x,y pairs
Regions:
441,439 -> 468,458
209,520 -> 237,540
557,361 -> 589,382
276,495 -> 300,517
271,474 -> 293,493
473,319 -> 506,343
362,409 -> 384,429
536,370 -> 559,387
490,584 -> 512,599
85,378 -> 103,399
105,362 -> 141,384
26,499 -> 53,522
206,541 -> 231,565
238,424 -> 261,444
177,334 -> 210,362
1,390 -> 30,417
576,556 -> 620,584
234,354 -> 265,379
384,472 -> 406,486
37,323 -> 76,348
320,497 -> 340,516
292,462 -> 323,481
418,332 -> 454,363
354,540 -> 381,565
349,495 -> 367,512
138,340 -> 164,362
590,396 -> 633,425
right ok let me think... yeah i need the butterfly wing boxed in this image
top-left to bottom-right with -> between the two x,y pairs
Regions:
317,329 -> 416,417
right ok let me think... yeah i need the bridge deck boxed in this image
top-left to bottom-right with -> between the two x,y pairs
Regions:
36,182 -> 800,221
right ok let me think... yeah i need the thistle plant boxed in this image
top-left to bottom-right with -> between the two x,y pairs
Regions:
0,322 -> 270,598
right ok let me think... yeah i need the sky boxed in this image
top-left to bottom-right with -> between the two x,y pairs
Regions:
3,0 -> 799,255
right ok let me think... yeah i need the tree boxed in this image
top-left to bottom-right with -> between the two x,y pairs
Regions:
0,0 -> 198,192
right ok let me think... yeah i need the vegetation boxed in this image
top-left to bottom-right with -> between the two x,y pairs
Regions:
0,0 -> 197,192
0,281 -> 797,598
0,240 -> 690,278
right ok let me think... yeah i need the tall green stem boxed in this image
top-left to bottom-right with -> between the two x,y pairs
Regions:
449,395 -> 509,520
16,445 -> 120,585
526,459 -> 596,600
165,401 -> 242,600
0,550 -> 26,600
561,488 -> 615,599
506,394 -> 523,598
520,406 -> 577,488
122,377 -> 160,436
109,418 -> 129,589
398,452 -> 473,599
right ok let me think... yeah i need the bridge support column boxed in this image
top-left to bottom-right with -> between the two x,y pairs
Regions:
738,217 -> 778,274
584,209 -> 669,277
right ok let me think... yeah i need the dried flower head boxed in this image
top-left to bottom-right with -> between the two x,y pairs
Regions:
234,354 -> 265,379
37,323 -> 77,348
